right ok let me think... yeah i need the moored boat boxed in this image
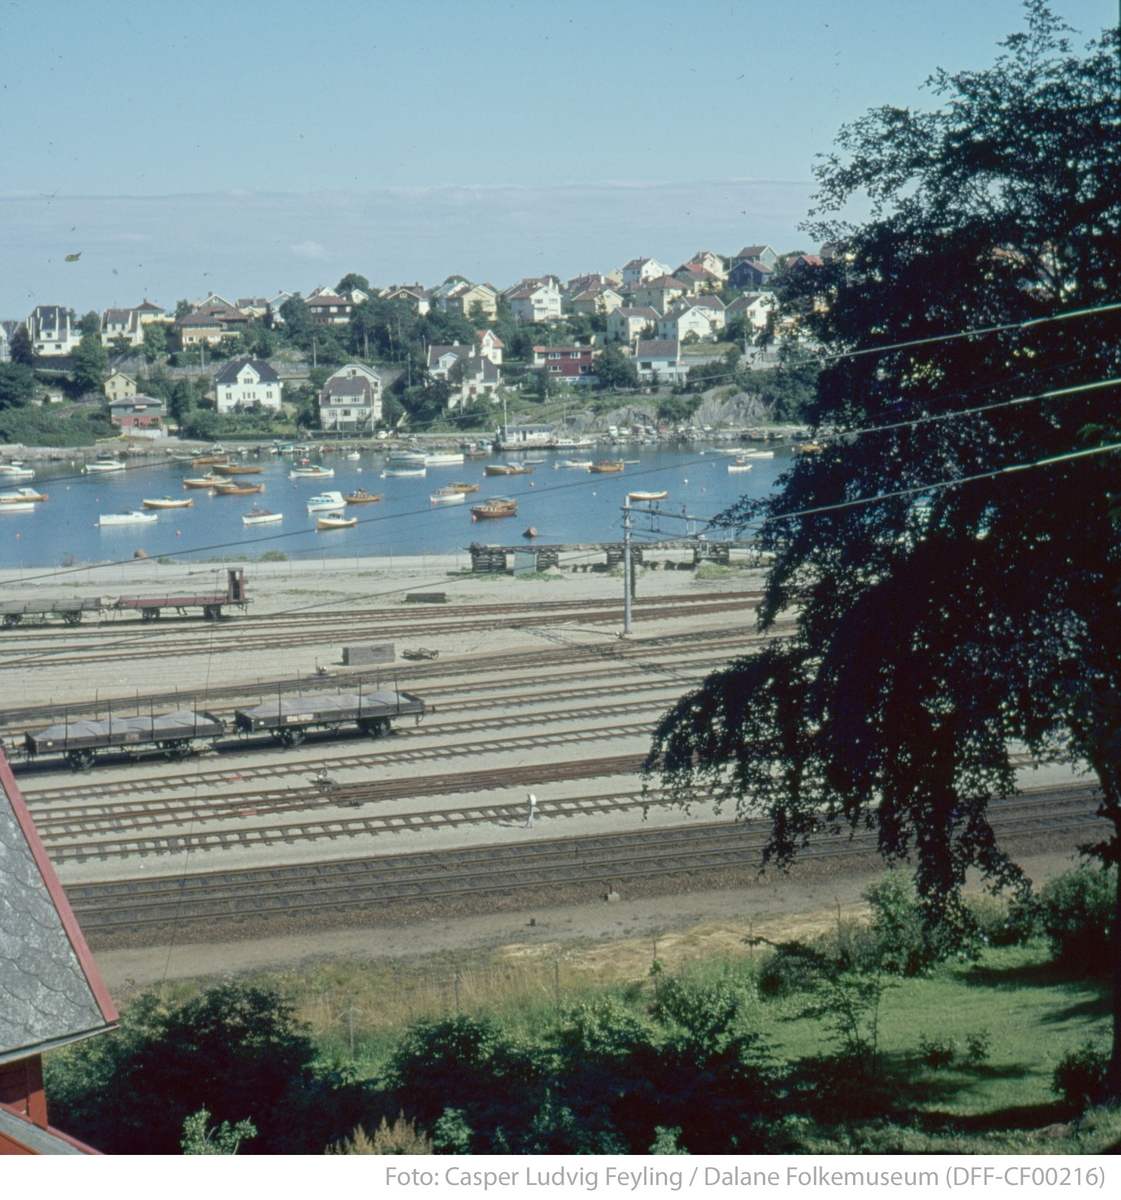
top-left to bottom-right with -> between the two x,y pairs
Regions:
0,461 -> 36,480
142,497 -> 194,509
382,466 -> 426,478
430,487 -> 466,505
451,482 -> 479,493
589,460 -> 625,473
471,497 -> 517,519
192,454 -> 229,466
485,462 -> 532,475
213,482 -> 265,495
345,451 -> 361,461
289,465 -> 335,479
344,489 -> 382,504
243,507 -> 283,526
0,487 -> 48,503
83,459 -> 126,474
727,459 -> 753,473
213,463 -> 264,475
183,475 -> 225,488
794,442 -> 824,455
560,459 -> 592,468
98,510 -> 158,526
307,491 -> 347,513
627,490 -> 669,501
0,501 -> 35,513
425,452 -> 465,466
317,515 -> 358,531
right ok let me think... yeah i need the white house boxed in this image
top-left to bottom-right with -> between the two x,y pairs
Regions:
27,306 -> 81,356
725,291 -> 777,330
657,306 -> 720,343
607,306 -> 659,344
212,358 -> 282,413
508,281 -> 562,324
634,339 -> 686,383
621,257 -> 674,286
319,362 -> 383,432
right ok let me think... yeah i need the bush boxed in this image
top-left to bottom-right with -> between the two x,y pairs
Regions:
864,870 -> 930,975
917,1034 -> 956,1069
1052,1042 -> 1109,1110
966,893 -> 1035,946
1038,865 -> 1115,973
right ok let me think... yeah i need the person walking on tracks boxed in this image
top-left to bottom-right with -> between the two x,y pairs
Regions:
524,792 -> 538,828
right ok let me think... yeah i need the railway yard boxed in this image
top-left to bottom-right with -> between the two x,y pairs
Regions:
1,555 -> 1102,979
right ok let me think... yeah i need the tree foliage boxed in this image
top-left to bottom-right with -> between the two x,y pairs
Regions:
646,2 -> 1121,1088
71,319 -> 108,395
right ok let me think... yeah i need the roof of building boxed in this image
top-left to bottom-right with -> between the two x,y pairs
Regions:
614,306 -> 659,321
734,245 -> 775,260
533,344 -> 592,355
638,275 -> 686,291
0,750 -> 118,1067
213,358 -> 281,385
427,343 -> 471,368
477,330 -> 505,347
677,294 -> 725,311
635,339 -> 682,359
109,394 -> 165,411
320,376 -> 373,399
132,299 -> 165,313
725,292 -> 768,311
731,259 -> 774,276
675,263 -> 722,281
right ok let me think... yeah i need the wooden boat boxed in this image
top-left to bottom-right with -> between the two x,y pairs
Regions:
627,490 -> 669,501
589,460 -> 625,473
183,475 -> 225,488
471,497 -> 517,519
317,515 -> 358,531
463,449 -> 489,459
727,459 -> 753,473
99,510 -> 158,526
794,442 -> 824,455
212,482 -> 265,495
243,508 -> 282,526
451,482 -> 479,493
430,487 -> 466,505
345,489 -> 382,504
213,463 -> 264,475
142,496 -> 193,509
192,454 -> 229,466
485,462 -> 532,475
0,487 -> 48,503
289,464 -> 335,479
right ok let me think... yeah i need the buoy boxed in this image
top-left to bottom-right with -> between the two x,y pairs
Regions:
176,530 -> 181,536
529,481 -> 534,487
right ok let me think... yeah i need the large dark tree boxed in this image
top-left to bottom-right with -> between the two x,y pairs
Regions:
647,3 -> 1121,1092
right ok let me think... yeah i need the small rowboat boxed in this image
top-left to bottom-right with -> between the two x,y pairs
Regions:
317,515 -> 357,531
143,497 -> 194,509
192,454 -> 229,466
243,507 -> 282,526
471,497 -> 517,519
345,489 -> 382,504
213,463 -> 264,475
627,490 -> 669,501
430,487 -> 466,505
183,475 -> 225,488
213,482 -> 265,495
727,459 -> 753,473
794,442 -> 824,455
83,459 -> 126,474
451,482 -> 479,493
0,487 -> 48,503
589,460 -> 625,473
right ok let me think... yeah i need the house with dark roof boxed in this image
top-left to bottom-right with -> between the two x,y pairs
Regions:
630,276 -> 689,315
380,285 -> 430,316
686,250 -> 727,278
606,306 -> 659,344
507,281 -> 562,324
27,306 -> 81,357
109,395 -> 167,437
621,257 -> 673,286
731,244 -> 779,270
0,748 -> 118,1154
306,286 -> 367,326
725,291 -> 777,329
174,306 -> 250,349
318,363 -> 384,432
673,263 -> 724,293
727,258 -> 775,290
634,339 -> 685,383
426,343 -> 500,407
100,307 -> 143,348
212,358 -> 282,413
567,286 -> 623,318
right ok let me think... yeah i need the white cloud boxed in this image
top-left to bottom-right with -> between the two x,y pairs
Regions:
290,239 -> 325,259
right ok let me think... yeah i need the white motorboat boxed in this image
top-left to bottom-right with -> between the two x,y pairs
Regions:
382,466 -> 426,478
306,491 -> 347,513
727,459 -> 754,473
560,459 -> 593,468
243,507 -> 283,526
743,449 -> 775,459
0,487 -> 48,503
388,450 -> 427,466
424,452 -> 464,466
0,501 -> 34,513
430,487 -> 466,505
345,451 -> 361,461
289,465 -> 334,479
627,490 -> 669,502
84,459 -> 127,474
0,461 -> 36,480
317,514 -> 358,531
554,436 -> 595,450
99,511 -> 158,526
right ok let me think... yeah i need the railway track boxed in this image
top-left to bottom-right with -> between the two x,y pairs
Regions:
0,592 -> 760,670
64,784 -> 1103,940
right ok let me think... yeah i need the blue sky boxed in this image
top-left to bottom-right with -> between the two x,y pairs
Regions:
1,0 -> 1115,315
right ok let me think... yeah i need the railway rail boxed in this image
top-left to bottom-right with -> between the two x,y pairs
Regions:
63,783 -> 1103,940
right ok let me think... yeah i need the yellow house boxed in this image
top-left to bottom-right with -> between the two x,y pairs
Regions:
103,371 -> 137,402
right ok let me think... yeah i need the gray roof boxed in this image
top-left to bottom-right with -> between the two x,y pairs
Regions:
213,358 -> 281,385
614,306 -> 659,321
0,754 -> 117,1065
636,339 -> 682,359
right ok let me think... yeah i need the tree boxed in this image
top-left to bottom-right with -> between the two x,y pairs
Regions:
141,321 -> 168,361
279,294 -> 315,349
0,363 -> 36,410
595,344 -> 639,391
9,325 -> 34,366
646,3 -> 1121,1092
71,321 -> 108,396
336,273 -> 370,295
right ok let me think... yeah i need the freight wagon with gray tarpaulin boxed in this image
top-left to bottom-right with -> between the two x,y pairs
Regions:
233,689 -> 426,747
24,709 -> 226,770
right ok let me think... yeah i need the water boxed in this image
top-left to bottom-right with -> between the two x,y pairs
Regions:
0,446 -> 793,569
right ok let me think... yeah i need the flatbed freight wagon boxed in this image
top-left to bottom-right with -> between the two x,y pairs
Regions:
24,709 -> 226,770
233,689 -> 426,747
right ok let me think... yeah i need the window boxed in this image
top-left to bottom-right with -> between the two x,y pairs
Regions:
569,352 -> 580,359
548,352 -> 560,360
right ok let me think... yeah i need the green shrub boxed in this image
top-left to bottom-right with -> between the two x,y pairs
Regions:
966,893 -> 1036,946
1052,1042 -> 1109,1109
864,871 -> 931,975
1038,865 -> 1115,972
917,1033 -> 956,1069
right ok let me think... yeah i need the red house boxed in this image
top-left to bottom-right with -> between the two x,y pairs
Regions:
109,395 -> 166,435
531,344 -> 597,381
0,750 -> 119,1154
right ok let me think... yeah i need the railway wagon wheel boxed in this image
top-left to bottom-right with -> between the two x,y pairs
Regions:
66,749 -> 95,772
2,613 -> 21,627
203,604 -> 221,620
161,741 -> 189,761
278,728 -> 305,748
62,610 -> 83,625
140,607 -> 161,622
358,717 -> 391,739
